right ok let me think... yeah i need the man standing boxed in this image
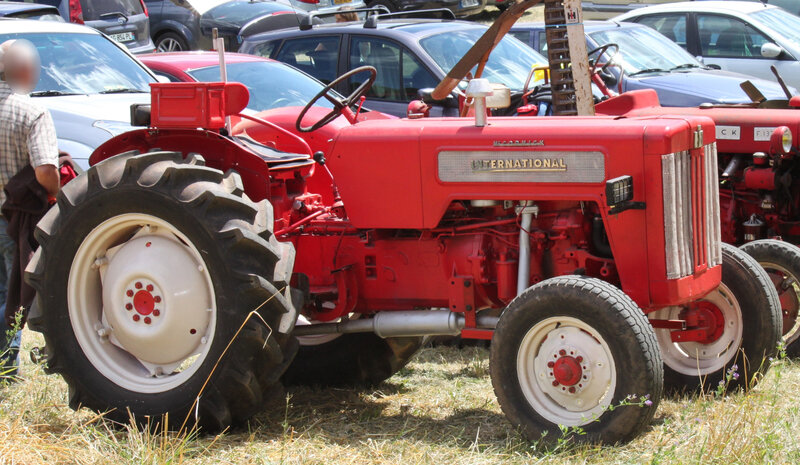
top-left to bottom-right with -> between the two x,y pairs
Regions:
0,40 -> 59,377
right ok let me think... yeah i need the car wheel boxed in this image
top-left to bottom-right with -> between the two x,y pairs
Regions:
156,32 -> 188,52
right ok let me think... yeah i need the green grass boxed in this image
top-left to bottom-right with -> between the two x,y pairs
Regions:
2,330 -> 800,464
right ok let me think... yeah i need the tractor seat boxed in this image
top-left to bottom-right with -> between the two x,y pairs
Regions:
235,135 -> 315,171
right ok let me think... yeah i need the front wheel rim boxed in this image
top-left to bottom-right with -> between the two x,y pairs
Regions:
68,213 -> 217,393
516,316 -> 617,427
650,282 -> 743,376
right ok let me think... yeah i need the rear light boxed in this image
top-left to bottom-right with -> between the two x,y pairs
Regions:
140,0 -> 149,16
68,0 -> 83,23
297,0 -> 320,4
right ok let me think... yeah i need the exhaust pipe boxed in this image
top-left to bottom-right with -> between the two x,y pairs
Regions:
722,155 -> 743,178
292,310 -> 499,338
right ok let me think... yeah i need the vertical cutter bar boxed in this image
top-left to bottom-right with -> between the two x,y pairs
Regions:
543,0 -> 594,116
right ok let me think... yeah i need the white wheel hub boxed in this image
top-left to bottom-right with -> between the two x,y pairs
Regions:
69,214 -> 216,393
649,282 -> 742,376
517,317 -> 616,427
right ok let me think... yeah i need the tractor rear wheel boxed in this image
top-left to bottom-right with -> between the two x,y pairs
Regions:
491,276 -> 662,444
740,239 -> 800,357
26,151 -> 298,431
649,243 -> 781,393
282,317 -> 424,386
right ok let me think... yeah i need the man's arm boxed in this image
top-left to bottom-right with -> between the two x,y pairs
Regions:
27,108 -> 60,198
34,164 -> 59,197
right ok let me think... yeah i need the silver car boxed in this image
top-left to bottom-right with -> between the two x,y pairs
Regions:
0,19 -> 155,168
617,1 -> 800,90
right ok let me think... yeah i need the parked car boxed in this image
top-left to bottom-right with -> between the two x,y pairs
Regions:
144,0 -> 309,52
0,19 -> 156,167
580,0 -> 673,20
140,51 -> 359,114
364,0 -> 485,18
239,17 -> 547,116
0,1 -> 63,20
698,0 -> 800,17
616,1 -> 800,89
511,21 -> 793,106
29,0 -> 155,53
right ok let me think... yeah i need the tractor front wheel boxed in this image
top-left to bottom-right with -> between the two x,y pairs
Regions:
491,276 -> 662,444
740,239 -> 800,357
649,243 -> 781,393
26,151 -> 298,431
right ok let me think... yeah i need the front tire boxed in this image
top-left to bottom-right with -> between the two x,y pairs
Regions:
491,276 -> 662,444
649,243 -> 781,393
740,239 -> 800,357
27,151 -> 298,431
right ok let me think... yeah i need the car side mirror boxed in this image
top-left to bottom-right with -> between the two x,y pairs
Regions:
761,42 -> 783,59
418,88 -> 459,108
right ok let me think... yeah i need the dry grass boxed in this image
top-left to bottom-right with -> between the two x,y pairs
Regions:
2,330 -> 800,465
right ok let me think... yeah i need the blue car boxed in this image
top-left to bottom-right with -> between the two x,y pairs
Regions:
510,21 -> 793,106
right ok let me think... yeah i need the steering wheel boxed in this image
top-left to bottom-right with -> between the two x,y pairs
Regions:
587,43 -> 619,75
296,66 -> 377,133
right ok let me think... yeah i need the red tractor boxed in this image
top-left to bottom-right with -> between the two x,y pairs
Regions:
24,61 -> 782,443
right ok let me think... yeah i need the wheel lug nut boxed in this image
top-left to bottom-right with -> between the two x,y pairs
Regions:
552,380 -> 559,386
547,361 -> 555,368
125,303 -> 132,310
576,356 -> 583,363
559,349 -> 566,356
144,317 -> 151,324
126,290 -> 133,297
135,282 -> 142,289
132,314 -> 140,322
569,387 -> 576,393
146,284 -> 154,292
153,309 -> 160,317
154,296 -> 161,303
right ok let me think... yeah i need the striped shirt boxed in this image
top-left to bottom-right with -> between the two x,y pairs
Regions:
0,81 -> 59,206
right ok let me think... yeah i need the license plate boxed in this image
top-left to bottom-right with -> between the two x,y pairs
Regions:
333,0 -> 349,4
110,32 -> 135,43
461,0 -> 479,6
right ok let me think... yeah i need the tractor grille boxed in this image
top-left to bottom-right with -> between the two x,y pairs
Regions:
662,143 -> 722,279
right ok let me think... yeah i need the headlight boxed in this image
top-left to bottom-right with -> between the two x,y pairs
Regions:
93,120 -> 134,137
605,175 -> 634,206
770,126 -> 792,156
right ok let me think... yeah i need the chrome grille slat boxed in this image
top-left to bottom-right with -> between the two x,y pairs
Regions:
662,143 -> 720,279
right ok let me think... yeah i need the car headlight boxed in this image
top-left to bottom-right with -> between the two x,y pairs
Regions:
93,120 -> 134,137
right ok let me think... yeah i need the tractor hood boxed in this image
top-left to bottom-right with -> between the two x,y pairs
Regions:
622,69 -> 792,107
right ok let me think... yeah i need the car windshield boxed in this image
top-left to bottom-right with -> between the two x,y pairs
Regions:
420,28 -> 547,91
0,32 -> 153,95
750,8 -> 800,46
589,26 -> 702,75
187,61 -> 335,111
